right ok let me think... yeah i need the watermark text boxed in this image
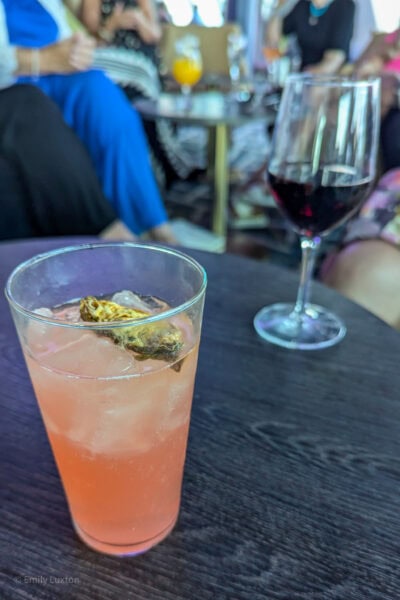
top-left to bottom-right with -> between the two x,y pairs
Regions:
14,575 -> 80,585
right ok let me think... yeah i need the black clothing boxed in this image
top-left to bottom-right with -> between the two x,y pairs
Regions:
381,108 -> 400,172
0,85 -> 116,241
283,0 -> 355,69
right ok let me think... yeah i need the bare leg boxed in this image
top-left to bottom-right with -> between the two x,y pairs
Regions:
99,220 -> 138,241
147,223 -> 178,245
321,239 -> 400,328
99,220 -> 178,244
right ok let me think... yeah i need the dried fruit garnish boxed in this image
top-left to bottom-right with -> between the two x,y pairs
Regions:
80,296 -> 184,366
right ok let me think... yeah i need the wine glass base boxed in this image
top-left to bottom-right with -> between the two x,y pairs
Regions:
254,303 -> 346,350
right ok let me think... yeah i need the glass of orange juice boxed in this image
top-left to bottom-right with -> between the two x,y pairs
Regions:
6,243 -> 207,556
172,35 -> 202,110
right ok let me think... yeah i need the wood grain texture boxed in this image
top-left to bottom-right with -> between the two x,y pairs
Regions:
1,238 -> 400,600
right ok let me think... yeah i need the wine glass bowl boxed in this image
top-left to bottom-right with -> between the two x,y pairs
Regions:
227,32 -> 248,95
254,75 -> 381,350
172,35 -> 202,110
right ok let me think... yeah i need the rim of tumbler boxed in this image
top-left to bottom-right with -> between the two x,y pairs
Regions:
285,73 -> 381,88
5,242 -> 207,330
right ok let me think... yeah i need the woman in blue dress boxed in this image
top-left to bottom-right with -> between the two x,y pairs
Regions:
0,0 -> 176,243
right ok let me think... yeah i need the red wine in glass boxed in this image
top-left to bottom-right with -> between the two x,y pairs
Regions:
268,164 -> 372,237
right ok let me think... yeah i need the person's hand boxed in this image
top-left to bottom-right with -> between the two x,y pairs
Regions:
117,7 -> 141,30
41,33 -> 95,74
106,2 -> 141,31
100,1 -> 161,43
69,32 -> 95,70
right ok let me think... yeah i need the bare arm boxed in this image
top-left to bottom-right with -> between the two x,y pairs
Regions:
134,0 -> 161,44
353,31 -> 400,78
14,33 -> 94,75
264,0 -> 296,51
304,49 -> 346,75
306,1 -> 355,75
265,15 -> 283,50
380,73 -> 398,119
351,33 -> 387,77
80,0 -> 161,45
80,0 -> 102,36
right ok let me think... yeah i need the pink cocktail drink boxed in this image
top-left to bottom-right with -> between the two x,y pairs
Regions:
6,244 -> 206,556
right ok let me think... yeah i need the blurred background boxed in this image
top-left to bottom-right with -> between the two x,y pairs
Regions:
159,0 -> 400,67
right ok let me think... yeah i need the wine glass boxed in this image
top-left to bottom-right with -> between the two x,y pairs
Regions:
172,35 -> 203,111
254,74 -> 380,350
227,32 -> 248,99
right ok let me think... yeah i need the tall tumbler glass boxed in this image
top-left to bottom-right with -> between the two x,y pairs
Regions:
5,243 -> 207,556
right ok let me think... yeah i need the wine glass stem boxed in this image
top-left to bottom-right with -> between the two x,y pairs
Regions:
181,85 -> 192,110
293,236 -> 321,316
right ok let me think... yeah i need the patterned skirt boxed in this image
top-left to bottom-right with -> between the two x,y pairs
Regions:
343,169 -> 400,248
93,46 -> 198,186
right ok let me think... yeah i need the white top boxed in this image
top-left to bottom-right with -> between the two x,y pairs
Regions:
0,0 -> 72,88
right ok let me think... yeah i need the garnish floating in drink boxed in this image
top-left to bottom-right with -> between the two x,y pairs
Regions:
80,295 -> 184,365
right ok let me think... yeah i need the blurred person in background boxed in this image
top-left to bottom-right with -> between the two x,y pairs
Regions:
320,168 -> 400,329
0,84 -> 135,241
265,0 -> 355,74
320,30 -> 400,327
0,0 -> 177,243
351,27 -> 400,172
79,0 -> 199,188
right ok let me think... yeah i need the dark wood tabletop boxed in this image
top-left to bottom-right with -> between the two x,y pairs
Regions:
1,238 -> 400,600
